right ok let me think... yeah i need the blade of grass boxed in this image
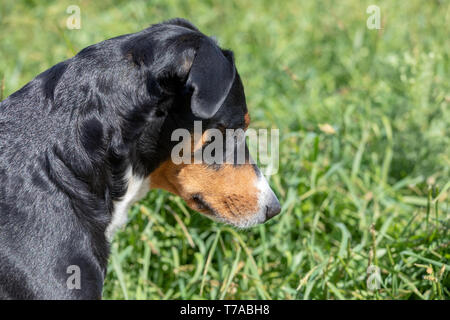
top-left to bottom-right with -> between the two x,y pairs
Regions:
200,229 -> 221,295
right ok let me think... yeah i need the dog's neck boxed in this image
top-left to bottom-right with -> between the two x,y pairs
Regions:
106,167 -> 150,240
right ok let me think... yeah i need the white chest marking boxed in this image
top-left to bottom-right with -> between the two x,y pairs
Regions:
105,168 -> 150,240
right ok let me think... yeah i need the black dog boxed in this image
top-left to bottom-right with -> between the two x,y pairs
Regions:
0,18 -> 281,299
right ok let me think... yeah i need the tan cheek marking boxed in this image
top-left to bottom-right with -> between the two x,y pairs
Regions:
150,161 -> 260,220
192,130 -> 210,152
177,164 -> 259,219
149,160 -> 183,196
244,112 -> 251,130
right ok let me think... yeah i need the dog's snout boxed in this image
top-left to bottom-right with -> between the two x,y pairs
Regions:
265,194 -> 281,221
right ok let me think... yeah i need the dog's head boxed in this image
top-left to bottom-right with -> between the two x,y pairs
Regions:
73,19 -> 281,228
148,70 -> 281,228
134,19 -> 281,228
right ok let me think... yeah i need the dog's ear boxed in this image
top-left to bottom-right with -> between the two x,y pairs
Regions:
185,39 -> 236,119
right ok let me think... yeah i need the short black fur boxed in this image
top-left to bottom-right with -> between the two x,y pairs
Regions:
0,18 -> 248,299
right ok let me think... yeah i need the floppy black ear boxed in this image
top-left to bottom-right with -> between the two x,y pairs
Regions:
186,39 -> 236,119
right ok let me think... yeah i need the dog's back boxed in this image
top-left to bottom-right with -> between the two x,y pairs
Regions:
0,27 -> 158,300
0,61 -> 107,300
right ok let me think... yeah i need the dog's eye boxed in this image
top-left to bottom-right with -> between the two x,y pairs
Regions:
152,109 -> 166,118
192,194 -> 206,210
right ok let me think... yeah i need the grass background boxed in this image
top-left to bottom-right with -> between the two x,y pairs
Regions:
0,0 -> 449,299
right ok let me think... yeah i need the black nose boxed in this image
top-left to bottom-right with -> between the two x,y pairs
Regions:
265,195 -> 281,221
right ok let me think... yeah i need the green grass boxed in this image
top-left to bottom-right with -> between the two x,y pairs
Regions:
1,0 -> 449,300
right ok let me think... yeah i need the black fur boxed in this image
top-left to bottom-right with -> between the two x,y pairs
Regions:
0,18 -> 248,299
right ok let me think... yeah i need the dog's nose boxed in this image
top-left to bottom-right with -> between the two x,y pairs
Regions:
265,195 -> 281,221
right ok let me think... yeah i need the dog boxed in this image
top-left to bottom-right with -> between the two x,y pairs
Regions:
0,18 -> 281,299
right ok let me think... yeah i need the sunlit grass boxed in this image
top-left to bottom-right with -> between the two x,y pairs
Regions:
1,0 -> 448,299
